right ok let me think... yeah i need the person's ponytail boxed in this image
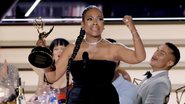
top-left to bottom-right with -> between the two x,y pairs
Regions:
65,28 -> 85,102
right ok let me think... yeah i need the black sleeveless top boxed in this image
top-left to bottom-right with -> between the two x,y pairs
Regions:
67,60 -> 120,104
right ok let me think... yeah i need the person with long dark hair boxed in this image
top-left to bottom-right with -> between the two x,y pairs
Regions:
44,5 -> 146,104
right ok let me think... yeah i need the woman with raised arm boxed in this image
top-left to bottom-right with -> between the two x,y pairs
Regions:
44,5 -> 146,104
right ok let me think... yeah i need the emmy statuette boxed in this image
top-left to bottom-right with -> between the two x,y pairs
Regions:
28,17 -> 54,68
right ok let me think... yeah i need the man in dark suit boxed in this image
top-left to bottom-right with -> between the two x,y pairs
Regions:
134,42 -> 180,104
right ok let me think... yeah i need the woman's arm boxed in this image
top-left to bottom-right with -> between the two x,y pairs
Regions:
44,44 -> 73,83
116,15 -> 146,64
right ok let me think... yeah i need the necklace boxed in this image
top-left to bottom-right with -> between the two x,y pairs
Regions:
84,38 -> 103,45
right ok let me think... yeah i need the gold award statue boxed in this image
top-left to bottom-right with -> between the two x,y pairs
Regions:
28,17 -> 54,68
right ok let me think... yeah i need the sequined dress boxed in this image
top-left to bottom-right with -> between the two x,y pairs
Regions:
66,60 -> 120,104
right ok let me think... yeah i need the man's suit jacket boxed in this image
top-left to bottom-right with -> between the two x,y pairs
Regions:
112,75 -> 137,104
134,71 -> 171,104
